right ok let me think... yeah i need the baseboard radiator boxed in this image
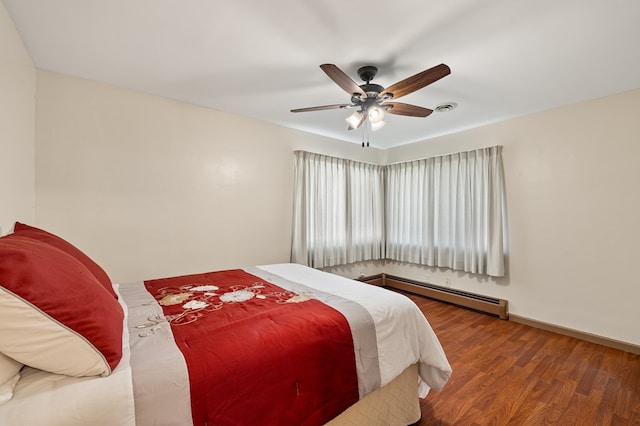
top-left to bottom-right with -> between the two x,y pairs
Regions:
358,273 -> 509,320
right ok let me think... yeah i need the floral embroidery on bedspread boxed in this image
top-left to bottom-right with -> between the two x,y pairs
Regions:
140,280 -> 312,330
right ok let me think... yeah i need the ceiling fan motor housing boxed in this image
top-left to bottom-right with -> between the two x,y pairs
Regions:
360,83 -> 384,96
352,68 -> 386,113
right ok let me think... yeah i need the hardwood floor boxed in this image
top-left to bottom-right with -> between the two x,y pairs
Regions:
400,291 -> 640,425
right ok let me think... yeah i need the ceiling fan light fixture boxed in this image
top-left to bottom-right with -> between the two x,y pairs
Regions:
346,111 -> 365,130
370,119 -> 385,131
368,106 -> 385,123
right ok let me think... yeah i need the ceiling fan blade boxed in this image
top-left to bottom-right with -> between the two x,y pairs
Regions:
385,102 -> 433,117
320,64 -> 367,97
290,103 -> 352,113
379,64 -> 450,100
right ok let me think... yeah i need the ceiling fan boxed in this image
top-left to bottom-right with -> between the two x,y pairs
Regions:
291,63 -> 451,132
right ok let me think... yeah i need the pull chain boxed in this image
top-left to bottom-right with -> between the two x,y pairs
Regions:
361,123 -> 370,147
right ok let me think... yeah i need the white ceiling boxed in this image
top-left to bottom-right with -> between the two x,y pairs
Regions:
4,0 -> 640,149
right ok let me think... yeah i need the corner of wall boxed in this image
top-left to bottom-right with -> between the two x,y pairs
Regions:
0,1 -> 36,232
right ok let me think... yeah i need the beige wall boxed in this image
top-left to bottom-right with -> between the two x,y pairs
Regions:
0,1 -> 35,234
377,89 -> 640,346
34,71 -> 382,283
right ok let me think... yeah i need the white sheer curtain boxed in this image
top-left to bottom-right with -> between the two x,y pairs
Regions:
291,151 -> 385,268
385,146 -> 506,276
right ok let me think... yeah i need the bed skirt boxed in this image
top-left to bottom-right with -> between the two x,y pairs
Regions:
327,363 -> 421,426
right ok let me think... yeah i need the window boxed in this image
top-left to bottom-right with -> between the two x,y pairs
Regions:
291,146 -> 507,276
291,151 -> 384,268
386,146 -> 506,276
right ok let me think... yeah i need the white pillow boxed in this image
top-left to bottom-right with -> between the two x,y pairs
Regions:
0,353 -> 22,406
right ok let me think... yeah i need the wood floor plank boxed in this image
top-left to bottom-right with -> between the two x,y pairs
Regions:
509,379 -> 563,425
575,344 -> 606,395
395,290 -> 640,426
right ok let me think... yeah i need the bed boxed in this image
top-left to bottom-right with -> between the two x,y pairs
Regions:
0,223 -> 452,425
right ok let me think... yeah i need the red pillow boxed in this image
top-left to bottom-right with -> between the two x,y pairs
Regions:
0,234 -> 123,377
13,222 -> 116,299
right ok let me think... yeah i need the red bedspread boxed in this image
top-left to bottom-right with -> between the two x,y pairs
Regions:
144,269 -> 359,425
